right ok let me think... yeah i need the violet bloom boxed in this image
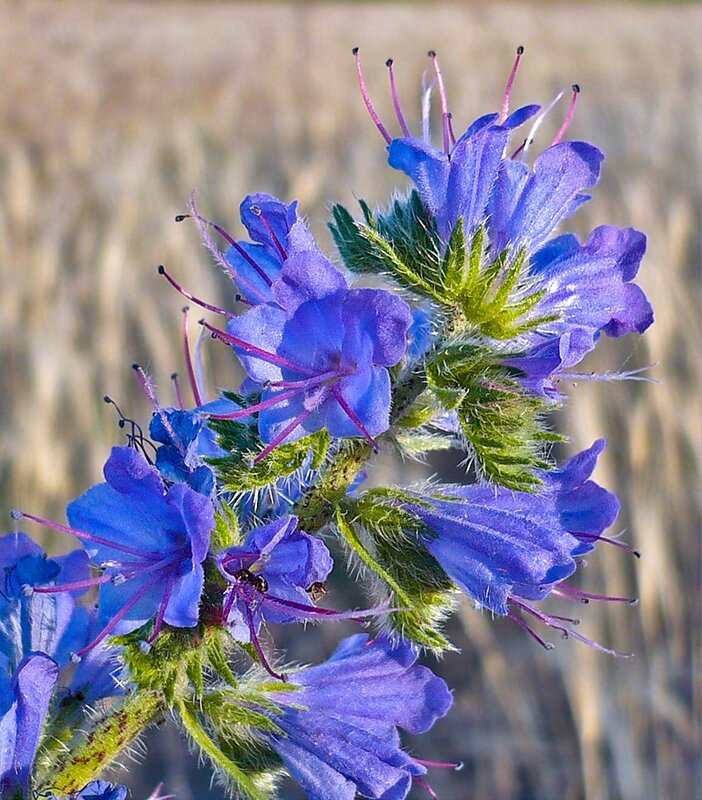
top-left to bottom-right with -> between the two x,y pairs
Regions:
204,248 -> 412,461
402,441 -> 636,654
218,516 -> 382,680
355,49 -> 653,370
48,782 -> 129,800
1,652 -> 58,797
264,634 -> 453,800
17,446 -> 214,658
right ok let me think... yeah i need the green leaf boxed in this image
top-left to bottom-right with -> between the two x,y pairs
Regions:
336,506 -> 453,652
178,700 -> 279,800
209,430 -> 329,493
439,217 -> 467,298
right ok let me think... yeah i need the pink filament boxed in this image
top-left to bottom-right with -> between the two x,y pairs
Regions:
243,601 -> 286,681
158,265 -> 234,318
386,58 -> 411,137
552,84 -> 580,145
208,389 -> 299,421
171,372 -> 185,410
200,320 -> 317,376
428,51 -> 450,154
182,308 -> 204,408
252,408 -> 314,465
353,47 -> 392,144
133,364 -> 187,458
332,385 -> 378,451
500,46 -> 525,123
250,205 -> 287,261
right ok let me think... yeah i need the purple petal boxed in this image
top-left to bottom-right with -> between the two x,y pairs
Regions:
272,250 -> 347,314
342,289 -> 412,367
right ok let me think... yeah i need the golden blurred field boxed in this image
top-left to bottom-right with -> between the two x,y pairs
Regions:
1,2 -> 699,799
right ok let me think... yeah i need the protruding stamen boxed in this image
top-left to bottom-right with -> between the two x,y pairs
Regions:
146,583 -> 173,644
507,608 -> 554,650
268,368 -> 349,391
521,90 -> 565,158
71,573 -> 165,660
250,205 -> 287,261
252,409 -> 314,466
185,194 -> 271,302
551,84 -> 580,145
446,112 -> 457,147
103,396 -> 155,458
158,265 -> 234,318
16,510 -> 162,560
386,58 -> 411,137
171,372 -> 185,410
576,532 -> 641,558
421,71 -> 434,144
413,776 -> 438,799
500,45 -> 525,123
554,584 -> 638,605
199,319 -> 317,376
208,389 -> 299,421
332,385 -> 379,451
353,47 -> 392,144
31,574 -> 114,595
415,758 -> 464,772
428,51 -> 450,154
133,364 -> 187,458
182,308 -> 204,407
243,602 -> 287,682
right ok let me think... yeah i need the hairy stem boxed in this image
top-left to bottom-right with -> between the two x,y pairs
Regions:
42,690 -> 165,795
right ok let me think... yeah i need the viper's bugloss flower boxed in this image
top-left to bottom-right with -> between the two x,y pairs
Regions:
355,48 -> 653,371
16,446 -> 214,657
403,441 -> 635,654
206,249 -> 412,459
48,781 -> 129,800
265,634 -> 452,800
0,652 -> 58,797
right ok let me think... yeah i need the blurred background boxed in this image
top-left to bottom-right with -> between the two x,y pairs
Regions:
1,2 -> 699,799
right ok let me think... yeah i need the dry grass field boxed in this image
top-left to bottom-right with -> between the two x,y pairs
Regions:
1,2 -> 699,799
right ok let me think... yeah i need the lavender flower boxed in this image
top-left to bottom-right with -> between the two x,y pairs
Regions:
17,446 -> 214,658
47,782 -> 129,800
204,248 -> 412,459
265,634 -> 453,800
402,441 -> 635,653
1,652 -> 58,797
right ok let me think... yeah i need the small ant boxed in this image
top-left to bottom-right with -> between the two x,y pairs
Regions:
306,581 -> 327,603
234,568 -> 268,594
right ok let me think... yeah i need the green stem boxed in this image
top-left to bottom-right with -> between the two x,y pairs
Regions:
294,370 -> 427,531
42,690 -> 165,796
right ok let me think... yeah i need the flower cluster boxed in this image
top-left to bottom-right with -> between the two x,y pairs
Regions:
2,47 -> 652,800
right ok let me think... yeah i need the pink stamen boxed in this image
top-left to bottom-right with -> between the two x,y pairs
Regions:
428,50 -> 450,154
415,758 -> 464,771
72,573 -> 165,660
147,582 -> 173,644
132,364 -> 187,458
200,319 -> 317,376
170,372 -> 185,410
243,602 -> 286,681
551,84 -> 580,145
413,776 -> 438,799
331,385 -> 378,451
207,389 -> 299,421
353,47 -> 392,144
268,368 -> 348,391
576,532 -> 641,558
182,308 -> 204,408
250,205 -> 287,261
510,138 -> 527,159
554,584 -> 638,605
158,265 -> 234,318
262,592 -> 393,622
446,112 -> 457,147
184,194 -> 271,302
15,511 -> 162,560
500,45 -> 525,123
252,408 -> 314,465
386,58 -> 411,137
507,608 -> 554,650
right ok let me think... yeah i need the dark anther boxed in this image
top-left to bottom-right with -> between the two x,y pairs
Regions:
572,84 -> 581,93
174,214 -> 189,223
157,265 -> 166,275
352,46 -> 359,55
517,45 -> 525,55
427,50 -> 437,58
385,58 -> 393,67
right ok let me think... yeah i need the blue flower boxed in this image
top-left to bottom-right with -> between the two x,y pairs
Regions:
1,652 -> 58,797
265,634 -> 452,800
205,249 -> 412,460
402,441 -> 633,654
47,781 -> 129,800
16,447 -> 214,658
355,50 -> 653,370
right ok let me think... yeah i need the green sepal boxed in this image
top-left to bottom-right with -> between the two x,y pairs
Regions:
178,698 -> 281,800
208,429 -> 329,493
336,506 -> 454,652
212,504 -> 241,552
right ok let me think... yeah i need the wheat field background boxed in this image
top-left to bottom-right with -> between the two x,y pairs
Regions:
1,2 -> 699,799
